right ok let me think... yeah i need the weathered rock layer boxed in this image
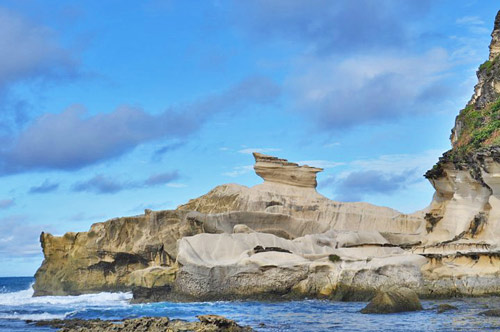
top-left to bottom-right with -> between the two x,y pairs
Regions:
33,10 -> 500,303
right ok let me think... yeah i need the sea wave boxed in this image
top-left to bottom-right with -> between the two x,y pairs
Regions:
0,284 -> 132,307
0,312 -> 68,321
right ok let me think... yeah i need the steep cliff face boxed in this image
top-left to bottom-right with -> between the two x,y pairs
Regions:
424,11 -> 500,248
33,210 -> 203,295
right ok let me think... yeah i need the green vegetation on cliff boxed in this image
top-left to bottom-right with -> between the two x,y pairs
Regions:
450,54 -> 500,160
453,97 -> 500,154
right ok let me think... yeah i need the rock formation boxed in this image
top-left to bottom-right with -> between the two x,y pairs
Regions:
33,10 -> 500,303
34,152 -> 427,300
30,315 -> 253,332
360,288 -> 423,314
253,152 -> 322,188
412,10 -> 500,298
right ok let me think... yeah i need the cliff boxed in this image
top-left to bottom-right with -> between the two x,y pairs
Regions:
424,10 -> 500,248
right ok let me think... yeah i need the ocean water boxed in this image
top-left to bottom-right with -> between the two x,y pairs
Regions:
1,277 -> 500,331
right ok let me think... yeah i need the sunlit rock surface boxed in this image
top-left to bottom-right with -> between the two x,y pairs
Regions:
34,10 -> 500,302
34,153 -> 425,299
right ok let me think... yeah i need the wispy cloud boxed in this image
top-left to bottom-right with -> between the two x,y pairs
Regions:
456,16 -> 484,26
232,0 -> 431,55
0,215 -> 49,257
0,199 -> 14,209
144,171 -> 180,186
286,48 -> 455,130
152,141 -> 186,161
0,6 -> 79,132
333,169 -> 419,202
0,76 -> 280,175
320,149 -> 441,202
323,142 -> 341,148
72,170 -> 181,194
456,15 -> 489,35
73,175 -> 126,194
223,165 -> 254,177
29,179 -> 59,194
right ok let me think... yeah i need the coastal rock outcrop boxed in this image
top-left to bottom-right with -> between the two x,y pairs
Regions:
30,315 -> 253,332
415,10 -> 500,297
33,9 -> 500,304
34,152 -> 425,299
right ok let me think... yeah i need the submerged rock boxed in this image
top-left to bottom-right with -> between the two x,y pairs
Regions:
360,288 -> 423,314
479,309 -> 500,317
29,315 -> 253,332
437,304 -> 458,313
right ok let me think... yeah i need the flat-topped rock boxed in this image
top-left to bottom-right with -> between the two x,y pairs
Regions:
253,152 -> 323,188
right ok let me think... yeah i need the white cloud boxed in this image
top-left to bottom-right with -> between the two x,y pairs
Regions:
286,48 -> 454,130
223,165 -> 254,177
323,142 -> 341,148
0,199 -> 14,209
349,149 -> 442,173
456,16 -> 484,26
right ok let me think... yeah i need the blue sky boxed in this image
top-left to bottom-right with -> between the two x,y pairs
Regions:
0,0 -> 498,276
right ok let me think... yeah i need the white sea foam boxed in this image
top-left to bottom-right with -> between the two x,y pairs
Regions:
0,284 -> 132,307
0,312 -> 68,321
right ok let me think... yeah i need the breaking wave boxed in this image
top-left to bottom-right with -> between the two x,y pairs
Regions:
0,284 -> 131,307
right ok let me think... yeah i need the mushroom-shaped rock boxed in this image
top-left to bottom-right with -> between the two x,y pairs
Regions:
360,287 -> 423,314
253,152 -> 323,188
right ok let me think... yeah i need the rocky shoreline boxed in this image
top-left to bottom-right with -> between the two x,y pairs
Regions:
28,315 -> 253,332
32,10 -> 500,305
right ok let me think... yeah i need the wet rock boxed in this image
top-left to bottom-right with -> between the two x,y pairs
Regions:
437,304 -> 458,313
360,288 -> 423,314
28,315 -> 253,331
480,309 -> 500,317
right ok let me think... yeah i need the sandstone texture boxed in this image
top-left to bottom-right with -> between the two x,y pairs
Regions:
33,10 -> 500,304
253,152 -> 322,188
416,10 -> 500,299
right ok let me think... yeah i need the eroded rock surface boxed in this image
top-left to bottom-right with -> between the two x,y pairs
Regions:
253,152 -> 322,188
29,315 -> 253,332
33,10 -> 500,303
34,153 -> 424,298
417,10 -> 500,298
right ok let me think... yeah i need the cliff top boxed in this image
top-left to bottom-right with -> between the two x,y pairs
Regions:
450,10 -> 500,155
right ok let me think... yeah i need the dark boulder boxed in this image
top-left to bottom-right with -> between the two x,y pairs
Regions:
360,288 -> 423,314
